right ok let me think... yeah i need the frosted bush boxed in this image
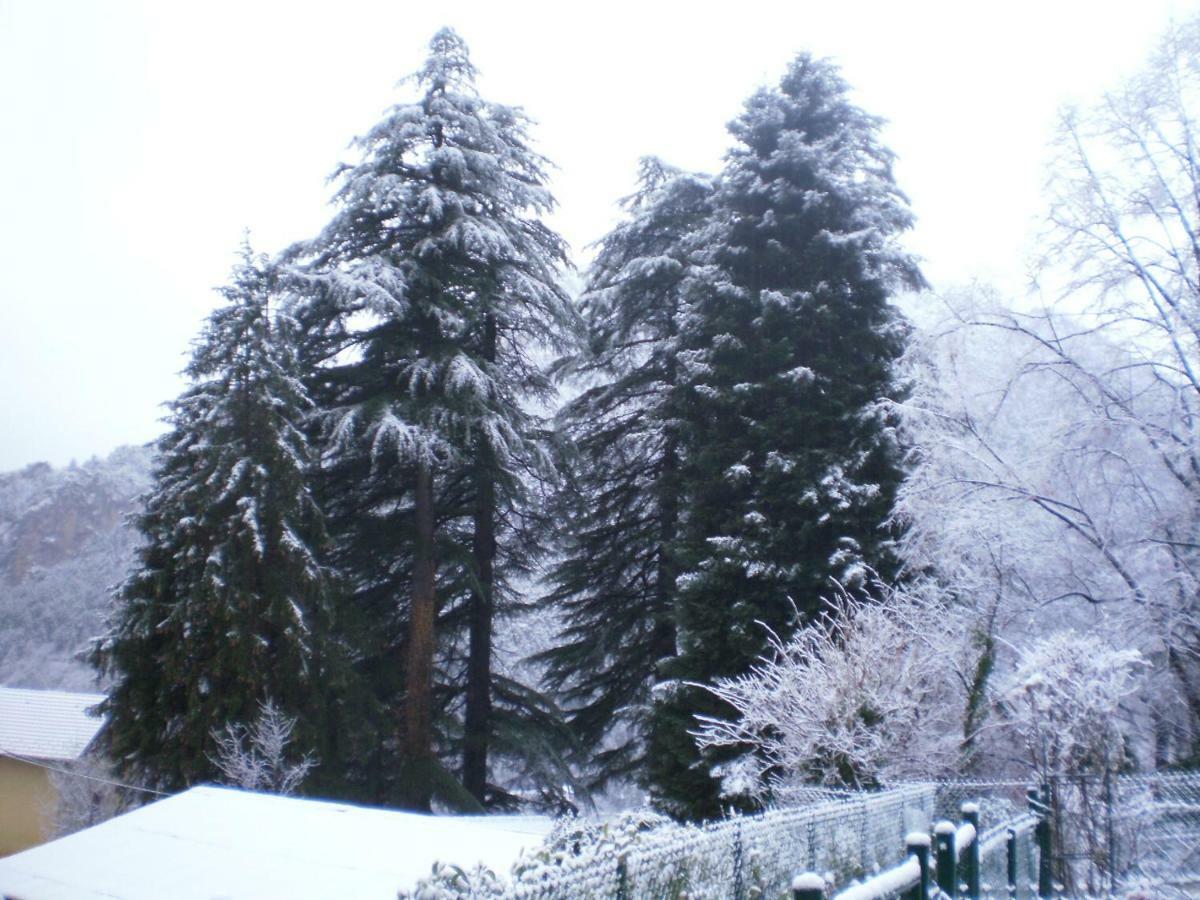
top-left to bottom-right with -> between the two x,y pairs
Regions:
1001,630 -> 1146,778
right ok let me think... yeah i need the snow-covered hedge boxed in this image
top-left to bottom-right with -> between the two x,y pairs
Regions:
400,784 -> 935,898
401,774 -> 1200,897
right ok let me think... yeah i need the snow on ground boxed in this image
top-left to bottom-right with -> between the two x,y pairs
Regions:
0,785 -> 552,899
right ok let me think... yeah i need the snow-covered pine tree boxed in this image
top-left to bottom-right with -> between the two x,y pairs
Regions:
91,246 -> 341,792
647,55 -> 925,818
538,158 -> 713,791
288,28 -> 576,809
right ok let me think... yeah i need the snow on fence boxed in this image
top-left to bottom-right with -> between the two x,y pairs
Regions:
402,784 -> 934,899
403,774 -> 1200,898
1051,770 -> 1200,893
1129,771 -> 1200,882
976,814 -> 1039,899
810,773 -> 1200,899
813,798 -> 1042,900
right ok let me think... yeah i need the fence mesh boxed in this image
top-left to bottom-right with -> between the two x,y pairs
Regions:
1048,771 -> 1200,894
482,785 -> 933,899
402,772 -> 1200,898
976,814 -> 1038,899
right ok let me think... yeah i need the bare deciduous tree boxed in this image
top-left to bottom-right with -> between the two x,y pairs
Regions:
210,700 -> 316,795
895,16 -> 1200,769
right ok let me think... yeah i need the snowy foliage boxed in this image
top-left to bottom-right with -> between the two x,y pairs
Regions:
897,283 -> 1200,770
893,15 -> 1200,771
210,700 -> 317,795
289,26 -> 573,473
540,157 -> 713,792
649,50 -> 923,818
91,245 -> 339,792
1001,631 -> 1147,778
0,446 -> 150,690
21,18 -> 1200,847
285,27 -> 577,809
400,785 -> 935,899
693,583 -> 963,794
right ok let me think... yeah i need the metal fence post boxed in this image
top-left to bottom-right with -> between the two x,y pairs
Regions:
1026,785 -> 1041,817
733,819 -> 745,900
961,802 -> 981,899
935,821 -> 957,898
1006,827 -> 1018,900
1038,783 -> 1053,898
792,871 -> 824,900
616,852 -> 629,900
1029,785 -> 1052,898
860,796 -> 870,873
905,832 -> 931,900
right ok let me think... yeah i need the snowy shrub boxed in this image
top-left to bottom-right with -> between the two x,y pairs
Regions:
209,699 -> 316,795
401,861 -> 507,899
693,585 -> 961,794
1001,630 -> 1146,778
400,810 -> 679,899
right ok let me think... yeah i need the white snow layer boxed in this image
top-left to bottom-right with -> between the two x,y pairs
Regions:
833,855 -> 920,900
0,785 -> 551,900
0,685 -> 104,761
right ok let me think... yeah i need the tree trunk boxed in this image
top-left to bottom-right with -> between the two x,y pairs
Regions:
464,313 -> 497,804
658,309 -> 681,664
401,459 -> 437,810
464,457 -> 495,802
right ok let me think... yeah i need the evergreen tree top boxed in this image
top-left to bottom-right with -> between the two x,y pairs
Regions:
296,27 -> 572,355
555,157 -> 712,391
187,244 -> 283,379
719,52 -> 925,296
287,28 -> 575,473
415,28 -> 478,95
731,53 -> 878,153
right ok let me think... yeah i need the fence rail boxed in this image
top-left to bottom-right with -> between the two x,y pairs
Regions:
810,796 -> 1043,900
401,772 -> 1200,898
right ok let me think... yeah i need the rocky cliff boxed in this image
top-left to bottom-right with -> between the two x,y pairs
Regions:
0,446 -> 152,690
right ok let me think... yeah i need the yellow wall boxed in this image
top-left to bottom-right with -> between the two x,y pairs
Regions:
0,755 -> 57,857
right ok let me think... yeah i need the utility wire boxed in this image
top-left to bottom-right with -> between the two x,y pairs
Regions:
0,747 -> 168,797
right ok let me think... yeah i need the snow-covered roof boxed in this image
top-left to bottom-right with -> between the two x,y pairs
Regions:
0,785 -> 553,899
0,685 -> 104,762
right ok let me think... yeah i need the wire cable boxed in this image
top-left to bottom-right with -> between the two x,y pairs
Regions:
0,747 -> 168,797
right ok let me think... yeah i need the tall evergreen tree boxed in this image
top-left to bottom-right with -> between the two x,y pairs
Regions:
539,158 -> 713,790
288,28 -> 575,809
91,247 -> 341,792
647,55 -> 925,818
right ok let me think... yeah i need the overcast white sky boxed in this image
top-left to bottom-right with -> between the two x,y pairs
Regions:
0,0 -> 1191,471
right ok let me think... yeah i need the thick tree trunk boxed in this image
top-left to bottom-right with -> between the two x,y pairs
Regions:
464,313 -> 497,804
401,460 -> 437,810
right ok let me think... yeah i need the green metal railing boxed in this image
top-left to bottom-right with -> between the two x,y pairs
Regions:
795,791 -> 1051,900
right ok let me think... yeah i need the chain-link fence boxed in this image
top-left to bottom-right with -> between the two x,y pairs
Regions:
511,784 -> 933,899
403,773 -> 1200,898
1041,771 -> 1200,895
403,784 -> 933,899
976,814 -> 1039,899
822,787 -> 1042,900
836,774 -> 1200,898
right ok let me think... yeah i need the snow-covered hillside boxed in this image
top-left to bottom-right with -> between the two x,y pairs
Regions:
0,446 -> 151,690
